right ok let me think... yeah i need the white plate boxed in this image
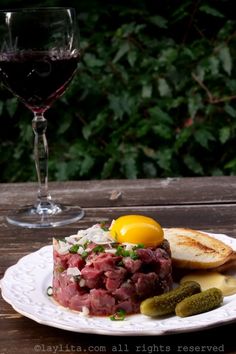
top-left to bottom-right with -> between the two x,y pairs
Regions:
1,232 -> 236,336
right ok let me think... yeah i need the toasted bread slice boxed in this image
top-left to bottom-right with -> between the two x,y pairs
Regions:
164,227 -> 234,269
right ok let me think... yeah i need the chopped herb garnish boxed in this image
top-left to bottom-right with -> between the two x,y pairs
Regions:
93,245 -> 105,253
47,286 -> 53,296
100,221 -> 109,231
110,309 -> 126,321
73,275 -> 81,282
83,240 -> 89,249
81,251 -> 88,259
115,245 -> 123,256
69,244 -> 81,254
115,245 -> 139,259
115,245 -> 130,257
134,243 -> 145,249
113,231 -> 118,242
129,251 -> 139,260
56,266 -> 65,273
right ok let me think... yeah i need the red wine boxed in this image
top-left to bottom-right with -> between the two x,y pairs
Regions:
0,51 -> 79,113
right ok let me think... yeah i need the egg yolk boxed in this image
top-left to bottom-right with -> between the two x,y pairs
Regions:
109,214 -> 164,247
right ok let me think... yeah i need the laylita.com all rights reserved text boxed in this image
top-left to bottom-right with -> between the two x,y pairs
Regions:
33,343 -> 225,353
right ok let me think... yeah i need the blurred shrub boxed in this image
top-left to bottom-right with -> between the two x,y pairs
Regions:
1,0 -> 236,181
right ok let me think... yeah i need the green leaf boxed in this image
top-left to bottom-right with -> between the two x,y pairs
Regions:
194,129 -> 215,149
208,56 -> 220,76
148,106 -> 172,124
211,168 -> 224,176
80,155 -> 94,176
82,125 -> 92,140
199,5 -> 225,18
224,104 -> 236,118
184,155 -> 204,175
148,15 -> 168,29
171,2 -> 190,22
113,41 -> 130,63
226,79 -> 236,93
122,154 -> 138,179
83,53 -> 104,68
218,20 -> 234,40
142,162 -> 157,178
82,113 -> 107,140
158,78 -> 171,97
153,125 -> 173,140
127,50 -> 137,67
159,48 -> 178,65
19,123 -> 32,143
194,66 -> 205,82
142,83 -> 152,98
175,127 -> 193,150
0,101 -> 3,115
108,94 -> 135,119
188,94 -> 203,118
55,162 -> 68,181
156,148 -> 172,171
57,115 -> 72,134
218,46 -> 232,75
219,127 -> 230,144
101,157 -> 116,179
6,97 -> 18,117
225,158 -> 236,170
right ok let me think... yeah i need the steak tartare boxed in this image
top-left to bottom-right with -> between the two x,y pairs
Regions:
52,223 -> 172,316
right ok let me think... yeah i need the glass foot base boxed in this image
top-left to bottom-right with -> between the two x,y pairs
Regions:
6,203 -> 85,228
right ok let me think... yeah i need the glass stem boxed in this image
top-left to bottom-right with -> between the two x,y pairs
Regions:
32,113 -> 51,206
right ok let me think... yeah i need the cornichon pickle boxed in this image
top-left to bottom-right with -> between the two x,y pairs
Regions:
175,287 -> 223,317
140,281 -> 201,317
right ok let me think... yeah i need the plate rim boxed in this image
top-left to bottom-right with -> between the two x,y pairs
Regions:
1,231 -> 236,336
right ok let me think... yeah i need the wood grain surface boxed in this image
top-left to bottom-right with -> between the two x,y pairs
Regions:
1,177 -> 236,354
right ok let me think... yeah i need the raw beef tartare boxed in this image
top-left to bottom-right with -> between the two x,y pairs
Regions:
52,222 -> 172,316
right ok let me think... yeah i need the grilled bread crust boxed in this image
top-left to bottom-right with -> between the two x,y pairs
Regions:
164,228 -> 235,269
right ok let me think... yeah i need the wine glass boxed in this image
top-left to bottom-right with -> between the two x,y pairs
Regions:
0,8 -> 84,228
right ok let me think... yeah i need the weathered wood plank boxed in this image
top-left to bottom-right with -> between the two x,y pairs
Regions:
0,176 -> 236,207
0,314 -> 235,354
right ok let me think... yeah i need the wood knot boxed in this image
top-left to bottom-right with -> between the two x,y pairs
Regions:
109,190 -> 122,200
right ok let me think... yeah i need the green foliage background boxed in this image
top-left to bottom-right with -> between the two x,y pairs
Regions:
1,0 -> 236,181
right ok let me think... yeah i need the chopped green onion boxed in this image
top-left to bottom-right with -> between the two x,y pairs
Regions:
47,286 -> 53,296
73,275 -> 81,282
130,251 -> 139,260
100,221 -> 109,231
83,241 -> 89,249
113,231 -> 118,242
81,251 -> 88,259
69,244 -> 81,254
115,245 -> 129,257
115,245 -> 139,259
110,309 -> 126,321
134,243 -> 145,249
55,266 -> 65,273
93,245 -> 105,253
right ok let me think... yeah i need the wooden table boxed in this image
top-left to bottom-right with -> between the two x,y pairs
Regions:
1,176 -> 236,354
